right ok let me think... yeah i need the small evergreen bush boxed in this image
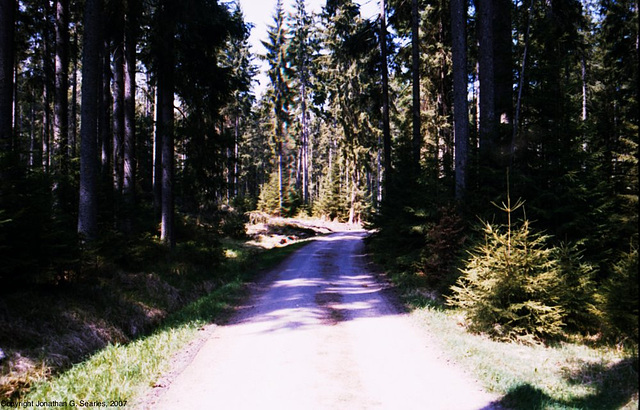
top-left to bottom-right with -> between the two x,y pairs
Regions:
419,207 -> 467,291
603,247 -> 639,344
447,198 -> 565,343
553,243 -> 602,334
257,173 -> 281,215
257,173 -> 301,217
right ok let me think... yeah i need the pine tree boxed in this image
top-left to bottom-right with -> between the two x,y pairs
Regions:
289,0 -> 314,205
603,248 -> 639,343
448,197 -> 565,343
221,2 -> 258,202
262,0 -> 293,214
319,0 -> 380,224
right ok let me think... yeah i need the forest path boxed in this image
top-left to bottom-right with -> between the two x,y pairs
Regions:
138,231 -> 500,409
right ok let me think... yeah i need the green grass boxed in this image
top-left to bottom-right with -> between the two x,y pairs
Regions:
22,240 -> 310,405
411,305 -> 639,409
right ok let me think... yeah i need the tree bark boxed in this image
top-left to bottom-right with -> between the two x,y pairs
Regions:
99,40 -> 112,184
54,0 -> 69,173
0,0 -> 14,155
123,0 -> 137,207
380,0 -> 392,185
42,33 -> 52,173
411,0 -> 421,172
70,28 -> 78,158
301,78 -> 309,204
158,0 -> 175,248
494,0 -> 512,161
511,0 -> 532,165
477,0 -> 496,162
451,0 -> 469,200
153,86 -> 162,214
112,28 -> 125,195
78,0 -> 104,242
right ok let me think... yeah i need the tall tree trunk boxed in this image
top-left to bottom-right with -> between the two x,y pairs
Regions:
78,0 -> 104,242
380,0 -> 392,185
477,0 -> 496,163
301,80 -> 309,204
494,0 -> 512,163
511,0 -> 532,165
54,0 -> 69,173
29,103 -> 41,168
411,0 -> 421,172
42,39 -> 52,173
451,0 -> 469,200
123,0 -> 137,209
70,28 -> 78,158
153,86 -> 161,214
12,59 -> 18,151
42,87 -> 51,172
277,133 -> 284,214
158,0 -> 175,248
0,0 -> 14,157
112,31 -> 125,196
99,40 -> 112,185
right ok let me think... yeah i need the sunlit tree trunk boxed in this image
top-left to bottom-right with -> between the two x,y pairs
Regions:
112,25 -> 125,195
158,0 -> 175,248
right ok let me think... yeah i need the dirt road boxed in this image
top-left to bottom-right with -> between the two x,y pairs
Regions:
140,231 -> 500,409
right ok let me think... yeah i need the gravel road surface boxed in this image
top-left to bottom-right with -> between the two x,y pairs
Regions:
139,231 -> 500,409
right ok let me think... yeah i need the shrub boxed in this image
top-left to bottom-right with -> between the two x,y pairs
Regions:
447,198 -> 565,343
553,243 -> 602,334
257,173 -> 301,217
219,207 -> 248,239
603,247 -> 639,344
419,207 -> 467,291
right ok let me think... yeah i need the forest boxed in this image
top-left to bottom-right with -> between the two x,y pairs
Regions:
0,0 -> 638,399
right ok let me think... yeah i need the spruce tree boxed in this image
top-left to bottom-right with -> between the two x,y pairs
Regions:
262,0 -> 293,215
448,197 -> 565,343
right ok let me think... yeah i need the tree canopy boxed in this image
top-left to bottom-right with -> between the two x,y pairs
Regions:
0,0 -> 637,343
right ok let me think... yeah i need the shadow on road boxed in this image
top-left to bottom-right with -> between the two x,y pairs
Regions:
230,231 -> 400,334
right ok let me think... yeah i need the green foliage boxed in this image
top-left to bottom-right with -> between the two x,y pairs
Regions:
218,206 -> 248,240
257,172 -> 301,217
603,248 -> 639,344
553,243 -> 602,334
257,172 -> 281,214
0,170 -> 79,287
448,200 -> 565,343
313,163 -> 347,221
419,207 -> 467,292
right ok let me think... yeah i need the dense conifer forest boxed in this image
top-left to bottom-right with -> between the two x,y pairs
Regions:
0,0 -> 637,379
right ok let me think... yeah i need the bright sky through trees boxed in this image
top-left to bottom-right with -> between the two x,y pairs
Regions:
237,0 -> 379,95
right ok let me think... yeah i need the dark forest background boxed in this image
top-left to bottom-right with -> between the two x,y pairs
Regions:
0,0 -> 637,345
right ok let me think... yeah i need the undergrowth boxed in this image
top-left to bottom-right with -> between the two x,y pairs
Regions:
0,216 -> 314,401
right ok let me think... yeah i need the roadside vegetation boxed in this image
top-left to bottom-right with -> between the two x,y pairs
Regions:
409,302 -> 638,409
367,189 -> 639,409
0,211 -> 319,402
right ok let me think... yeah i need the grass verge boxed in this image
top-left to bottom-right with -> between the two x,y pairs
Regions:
3,236 -> 311,406
408,300 -> 638,409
